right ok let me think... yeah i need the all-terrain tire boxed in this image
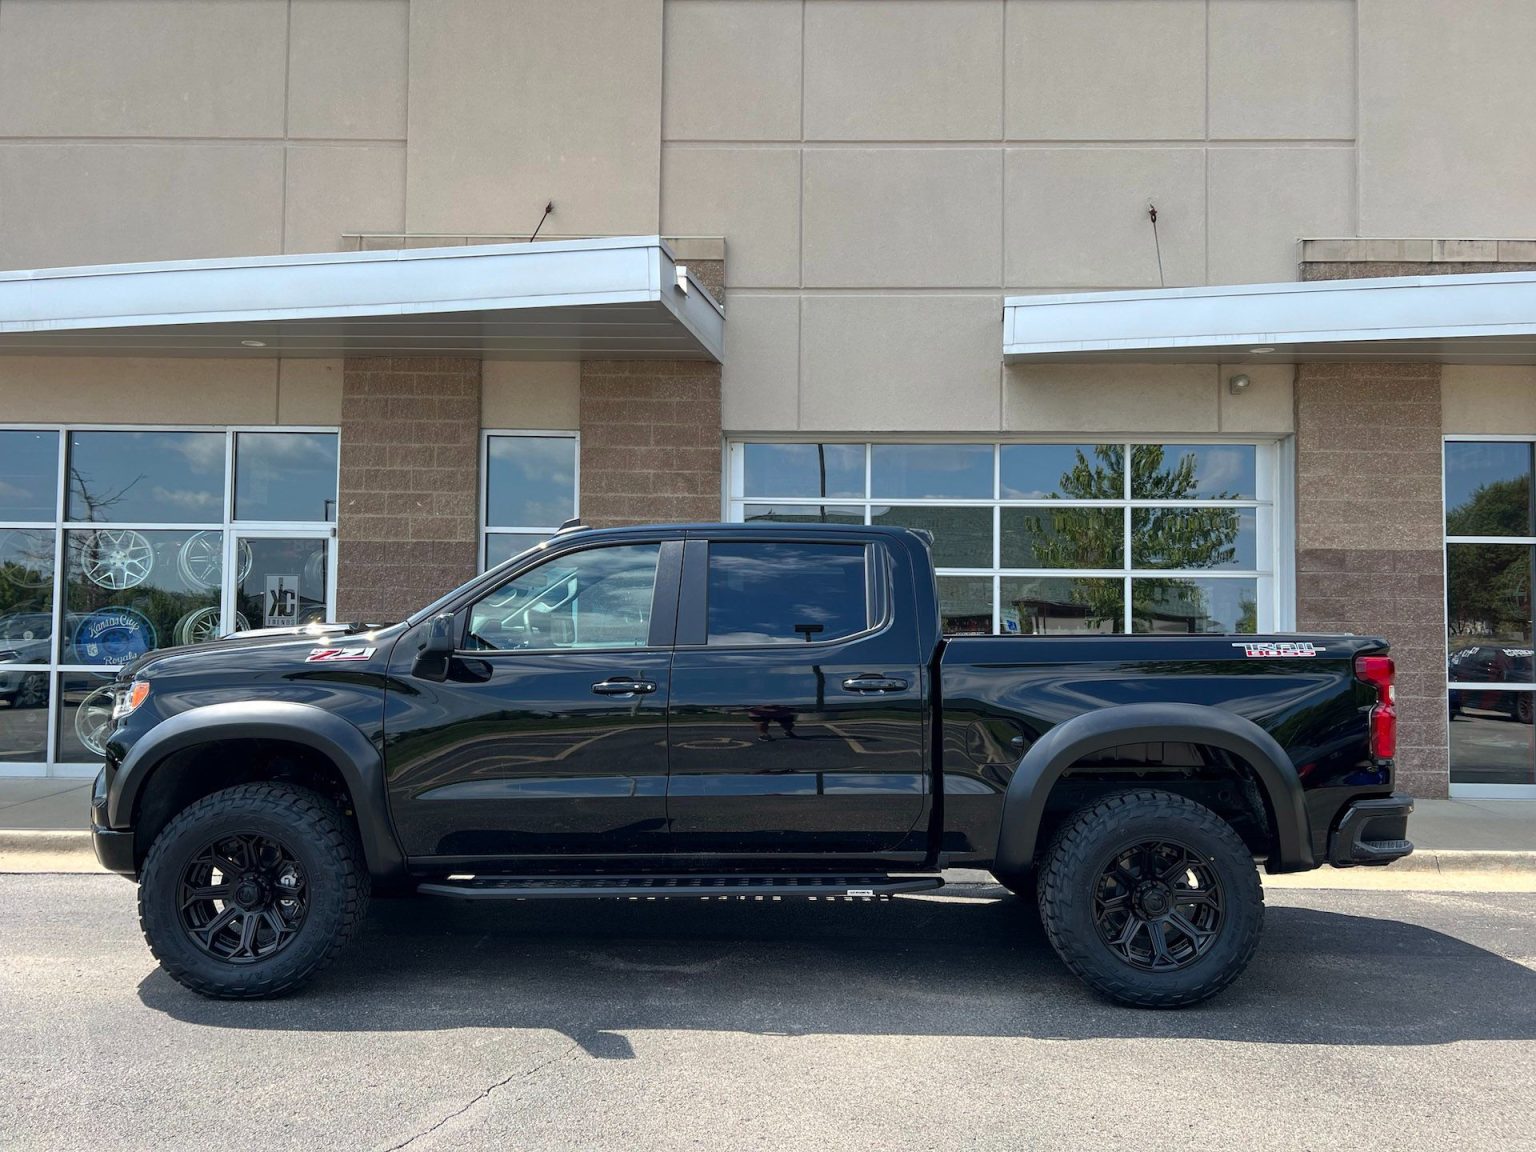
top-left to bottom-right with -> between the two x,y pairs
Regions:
1036,789 -> 1263,1008
138,782 -> 369,999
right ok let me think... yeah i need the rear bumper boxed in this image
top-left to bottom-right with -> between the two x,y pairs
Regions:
1328,792 -> 1414,867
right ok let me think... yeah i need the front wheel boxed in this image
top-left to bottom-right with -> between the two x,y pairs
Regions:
1036,789 -> 1263,1008
138,782 -> 369,999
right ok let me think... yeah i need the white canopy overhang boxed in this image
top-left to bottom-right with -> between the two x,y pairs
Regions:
0,235 -> 723,361
1004,271 -> 1536,364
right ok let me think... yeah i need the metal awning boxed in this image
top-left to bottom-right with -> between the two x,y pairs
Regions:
1004,271 -> 1536,364
0,236 -> 723,361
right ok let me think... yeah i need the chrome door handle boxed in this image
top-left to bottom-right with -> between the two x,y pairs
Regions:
592,678 -> 658,696
841,676 -> 909,693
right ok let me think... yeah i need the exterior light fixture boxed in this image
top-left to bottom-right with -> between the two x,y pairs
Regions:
240,339 -> 267,348
1228,373 -> 1251,395
1248,346 -> 1275,354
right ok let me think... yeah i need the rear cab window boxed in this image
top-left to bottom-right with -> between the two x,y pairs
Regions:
705,541 -> 875,646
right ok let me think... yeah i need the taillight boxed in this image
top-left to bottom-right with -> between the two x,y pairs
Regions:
1355,654 -> 1396,760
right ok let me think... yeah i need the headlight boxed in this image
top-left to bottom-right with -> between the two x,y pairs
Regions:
112,680 -> 150,720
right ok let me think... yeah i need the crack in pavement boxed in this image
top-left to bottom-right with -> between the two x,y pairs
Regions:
380,1040 -> 584,1151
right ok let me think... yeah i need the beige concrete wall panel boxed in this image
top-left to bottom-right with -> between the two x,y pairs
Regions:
1005,363 -> 1219,434
284,145 -> 406,254
1005,0 -> 1205,140
0,357 -> 277,424
481,361 -> 581,429
0,0 -> 286,137
803,148 -> 1002,287
1208,0 -> 1355,139
1207,148 -> 1354,284
1217,363 -> 1294,435
405,0 -> 663,236
804,0 -> 1003,140
800,295 -> 1001,431
662,0 -> 802,141
1443,365 -> 1536,435
661,146 -> 799,287
1005,148 -> 1205,288
288,0 -> 409,140
278,359 -> 343,425
1359,0 -> 1536,236
720,293 -> 799,431
0,144 -> 284,269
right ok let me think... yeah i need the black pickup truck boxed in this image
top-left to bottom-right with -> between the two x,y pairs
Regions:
91,522 -> 1412,1007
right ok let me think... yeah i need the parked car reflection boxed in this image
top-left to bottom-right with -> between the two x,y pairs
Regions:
1449,644 -> 1534,724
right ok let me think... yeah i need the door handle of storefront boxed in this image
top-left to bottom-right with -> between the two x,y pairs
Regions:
592,677 -> 658,697
841,675 -> 909,693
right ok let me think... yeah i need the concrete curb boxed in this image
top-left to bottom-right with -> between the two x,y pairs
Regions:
3,831 -> 1535,879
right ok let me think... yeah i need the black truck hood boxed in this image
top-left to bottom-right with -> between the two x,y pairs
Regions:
117,621 -> 393,680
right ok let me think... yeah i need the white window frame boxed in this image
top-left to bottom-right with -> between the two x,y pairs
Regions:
1443,433 -> 1536,797
479,429 -> 580,572
0,424 -> 338,777
724,436 -> 1293,636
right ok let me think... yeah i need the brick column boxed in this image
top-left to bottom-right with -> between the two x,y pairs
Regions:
336,356 -> 481,622
1294,362 -> 1448,797
578,360 -> 722,526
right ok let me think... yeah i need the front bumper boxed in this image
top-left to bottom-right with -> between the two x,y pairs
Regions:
90,769 -> 135,876
91,824 -> 135,875
1328,792 -> 1414,867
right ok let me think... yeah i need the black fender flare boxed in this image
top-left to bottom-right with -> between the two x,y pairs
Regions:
109,700 -> 406,881
992,702 -> 1312,874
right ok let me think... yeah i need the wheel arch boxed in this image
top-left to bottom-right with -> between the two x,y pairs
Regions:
111,701 -> 406,882
993,702 -> 1312,875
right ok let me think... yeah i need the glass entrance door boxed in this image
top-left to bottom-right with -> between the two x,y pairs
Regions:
226,532 -> 334,634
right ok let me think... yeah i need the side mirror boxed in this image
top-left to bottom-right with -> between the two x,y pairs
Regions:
411,612 -> 457,682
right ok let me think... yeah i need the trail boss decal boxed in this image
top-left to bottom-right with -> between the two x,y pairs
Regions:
1233,641 -> 1324,658
305,646 -> 377,663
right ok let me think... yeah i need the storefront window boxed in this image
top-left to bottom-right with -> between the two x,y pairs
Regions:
730,440 -> 1280,637
482,432 -> 578,569
234,432 -> 338,522
1446,439 -> 1536,791
0,427 -> 338,770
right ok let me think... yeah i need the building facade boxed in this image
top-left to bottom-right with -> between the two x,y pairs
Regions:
0,0 -> 1533,799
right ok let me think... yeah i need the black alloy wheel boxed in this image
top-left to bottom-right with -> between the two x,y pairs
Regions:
177,833 -> 309,964
1091,840 -> 1223,972
1037,789 -> 1263,1008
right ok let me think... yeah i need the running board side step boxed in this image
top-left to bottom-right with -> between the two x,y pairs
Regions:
416,874 -> 945,900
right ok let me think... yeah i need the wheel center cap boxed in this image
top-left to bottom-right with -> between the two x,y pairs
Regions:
234,878 -> 265,909
1136,882 -> 1171,917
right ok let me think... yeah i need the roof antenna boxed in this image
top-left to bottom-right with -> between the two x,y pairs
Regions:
528,201 -> 554,243
1147,203 -> 1165,287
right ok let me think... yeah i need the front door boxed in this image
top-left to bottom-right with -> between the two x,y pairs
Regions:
386,539 -> 678,859
666,537 -> 927,856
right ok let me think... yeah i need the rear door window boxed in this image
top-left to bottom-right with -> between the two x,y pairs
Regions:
706,542 -> 870,646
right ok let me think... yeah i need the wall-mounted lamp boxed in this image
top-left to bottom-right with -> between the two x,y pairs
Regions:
1227,373 -> 1251,396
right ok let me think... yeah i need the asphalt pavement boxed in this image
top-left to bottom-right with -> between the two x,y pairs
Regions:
3,875 -> 1533,1151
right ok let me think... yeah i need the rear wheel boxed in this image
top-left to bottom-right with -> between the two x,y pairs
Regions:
1037,789 -> 1263,1008
138,782 -> 368,999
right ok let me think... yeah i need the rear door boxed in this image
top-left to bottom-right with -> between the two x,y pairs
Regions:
665,535 -> 927,856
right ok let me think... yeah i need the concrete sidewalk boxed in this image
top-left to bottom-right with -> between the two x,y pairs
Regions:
2,776 -> 1534,880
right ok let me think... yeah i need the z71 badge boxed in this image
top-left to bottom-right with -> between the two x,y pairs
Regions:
1233,641 -> 1323,658
304,646 -> 377,663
